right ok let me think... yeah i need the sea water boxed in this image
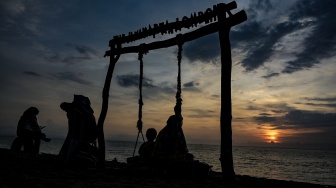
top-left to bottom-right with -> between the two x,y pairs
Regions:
1,136 -> 335,186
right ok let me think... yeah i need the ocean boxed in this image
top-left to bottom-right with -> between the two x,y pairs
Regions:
1,136 -> 335,186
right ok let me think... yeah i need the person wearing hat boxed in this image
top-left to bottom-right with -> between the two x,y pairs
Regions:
59,95 -> 98,166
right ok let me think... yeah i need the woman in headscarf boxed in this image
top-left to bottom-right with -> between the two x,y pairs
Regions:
153,115 -> 188,161
11,107 -> 50,153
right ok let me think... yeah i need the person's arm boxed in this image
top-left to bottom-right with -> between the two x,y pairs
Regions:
60,102 -> 73,111
31,116 -> 43,136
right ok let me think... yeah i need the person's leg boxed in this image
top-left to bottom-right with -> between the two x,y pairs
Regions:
64,139 -> 79,166
59,136 -> 70,155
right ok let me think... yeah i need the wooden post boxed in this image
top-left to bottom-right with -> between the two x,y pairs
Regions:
217,3 -> 235,179
97,46 -> 120,167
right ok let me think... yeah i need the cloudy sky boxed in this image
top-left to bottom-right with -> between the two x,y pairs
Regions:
0,0 -> 335,148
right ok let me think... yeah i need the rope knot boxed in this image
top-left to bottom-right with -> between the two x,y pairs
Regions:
138,43 -> 148,59
138,98 -> 143,105
137,119 -> 143,131
176,34 -> 184,47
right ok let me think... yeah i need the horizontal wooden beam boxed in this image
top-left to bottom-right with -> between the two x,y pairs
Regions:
109,1 -> 239,46
105,10 -> 247,57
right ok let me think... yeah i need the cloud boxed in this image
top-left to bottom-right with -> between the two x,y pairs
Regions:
245,0 -> 273,21
236,20 -> 310,71
255,115 -> 277,123
180,0 -> 315,73
295,97 -> 336,108
254,110 -> 336,129
262,72 -> 279,79
283,110 -> 336,128
230,21 -> 264,46
0,1 -> 46,38
296,97 -> 336,109
295,102 -> 336,108
183,81 -> 199,88
0,1 -> 25,15
271,110 -> 287,114
232,0 -> 336,74
61,43 -> 102,64
282,0 -> 336,73
183,81 -> 200,92
65,43 -> 101,57
183,34 -> 220,63
62,56 -> 93,64
247,103 -> 295,113
302,97 -> 336,102
230,0 -> 301,71
259,113 -> 272,116
22,71 -> 42,77
250,0 -> 273,14
116,74 -> 155,88
115,74 -> 178,103
42,43 -> 102,64
187,109 -> 217,118
52,71 -> 92,85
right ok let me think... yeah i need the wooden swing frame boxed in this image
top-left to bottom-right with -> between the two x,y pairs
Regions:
98,1 -> 247,179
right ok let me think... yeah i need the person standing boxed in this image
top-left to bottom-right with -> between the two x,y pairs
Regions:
59,95 -> 98,167
11,107 -> 50,154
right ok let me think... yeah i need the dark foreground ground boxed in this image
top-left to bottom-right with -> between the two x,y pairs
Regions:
0,148 -> 334,188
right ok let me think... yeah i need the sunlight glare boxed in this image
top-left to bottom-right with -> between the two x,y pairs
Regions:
265,130 -> 278,143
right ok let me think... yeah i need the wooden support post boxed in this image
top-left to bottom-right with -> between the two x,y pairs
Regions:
97,46 -> 120,167
217,3 -> 235,179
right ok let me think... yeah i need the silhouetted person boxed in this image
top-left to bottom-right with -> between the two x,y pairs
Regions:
138,128 -> 157,160
11,107 -> 50,154
153,115 -> 189,161
59,95 -> 98,167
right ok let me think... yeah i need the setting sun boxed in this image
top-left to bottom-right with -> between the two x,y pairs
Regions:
264,130 -> 278,143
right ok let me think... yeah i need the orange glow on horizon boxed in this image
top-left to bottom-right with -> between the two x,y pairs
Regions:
264,130 -> 279,143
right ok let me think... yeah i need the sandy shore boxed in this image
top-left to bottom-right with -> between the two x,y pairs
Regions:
0,148 -> 333,188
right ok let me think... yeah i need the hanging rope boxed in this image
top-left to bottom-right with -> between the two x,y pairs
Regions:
133,44 -> 147,157
174,34 -> 184,127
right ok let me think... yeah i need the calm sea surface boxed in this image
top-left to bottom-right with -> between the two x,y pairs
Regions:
1,136 -> 335,186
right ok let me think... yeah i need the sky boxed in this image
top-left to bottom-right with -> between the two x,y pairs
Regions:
0,0 -> 335,149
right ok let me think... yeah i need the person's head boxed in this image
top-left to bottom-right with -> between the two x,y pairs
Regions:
166,115 -> 177,128
73,94 -> 91,106
24,107 -> 39,116
72,94 -> 94,114
166,115 -> 184,128
146,128 -> 157,142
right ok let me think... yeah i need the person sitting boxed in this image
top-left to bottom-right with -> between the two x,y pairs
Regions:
138,128 -> 157,160
11,107 -> 50,154
153,115 -> 190,161
59,95 -> 98,167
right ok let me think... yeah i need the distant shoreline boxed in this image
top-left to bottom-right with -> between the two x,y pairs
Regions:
1,148 -> 333,188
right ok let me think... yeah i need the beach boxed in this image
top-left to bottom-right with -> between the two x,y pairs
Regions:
0,148 -> 333,188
